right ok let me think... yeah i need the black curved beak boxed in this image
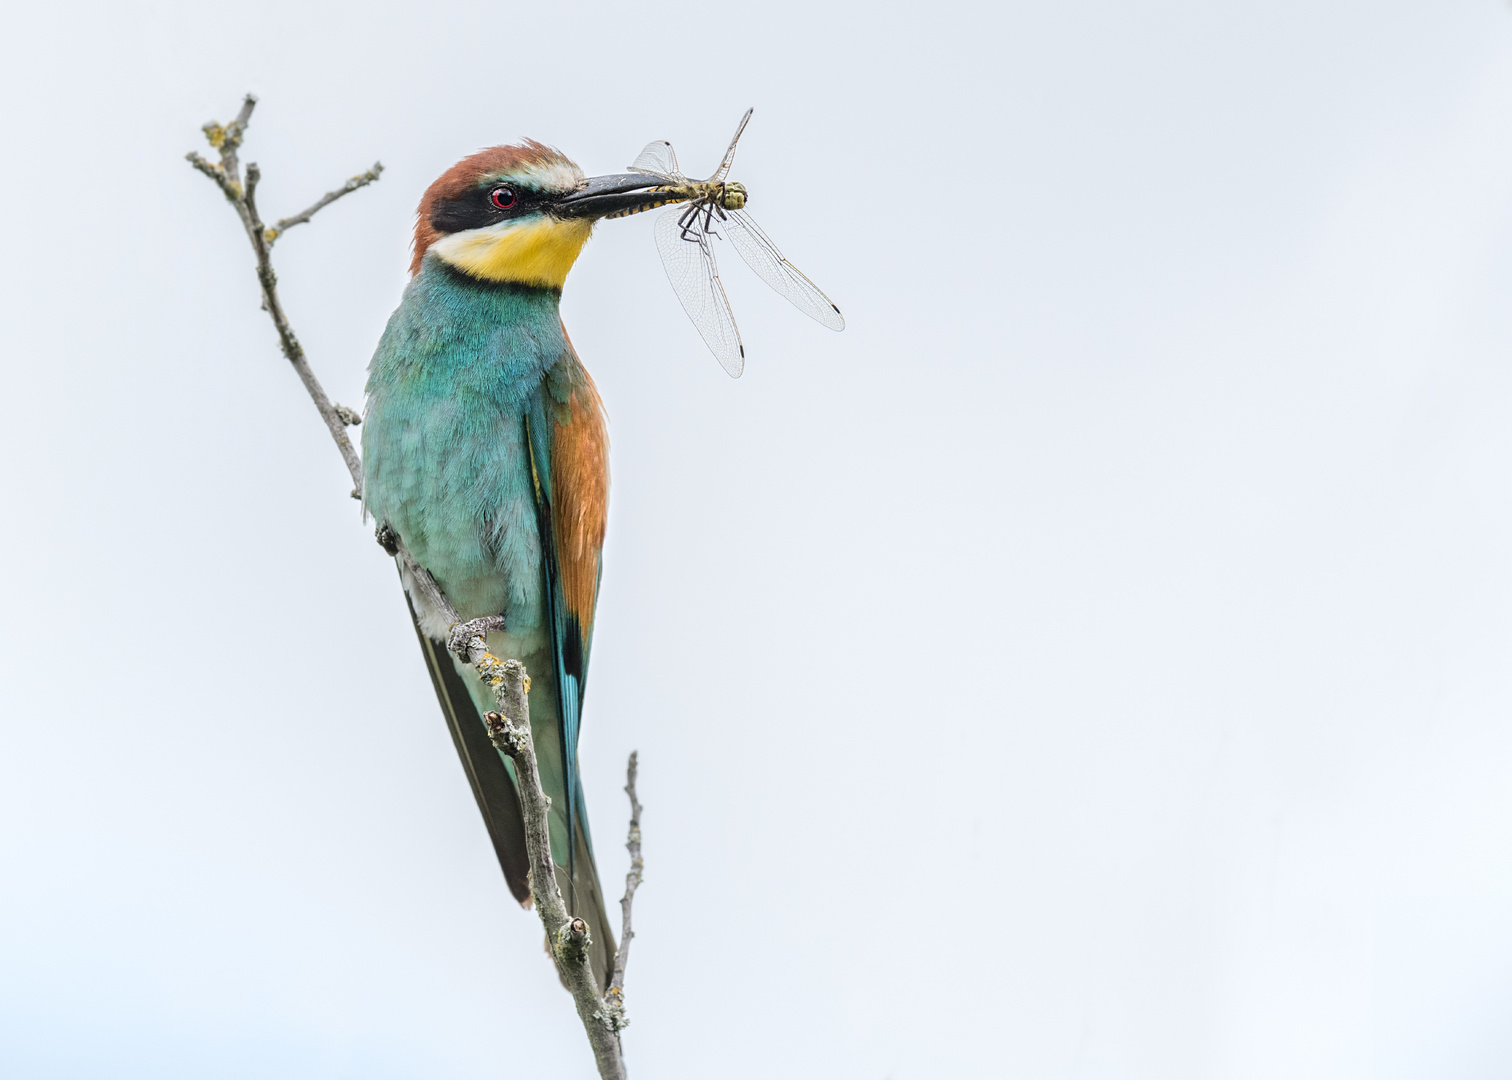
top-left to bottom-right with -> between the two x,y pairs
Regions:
555,172 -> 679,220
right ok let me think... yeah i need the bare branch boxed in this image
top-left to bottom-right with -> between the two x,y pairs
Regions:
206,93 -> 257,188
373,527 -> 455,625
485,664 -> 628,1080
186,95 -> 367,492
613,758 -> 644,993
185,151 -> 237,200
265,163 -> 385,245
242,163 -> 365,488
399,544 -> 458,622
600,751 -> 642,1033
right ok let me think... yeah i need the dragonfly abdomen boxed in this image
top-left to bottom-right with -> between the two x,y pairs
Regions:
601,180 -> 744,220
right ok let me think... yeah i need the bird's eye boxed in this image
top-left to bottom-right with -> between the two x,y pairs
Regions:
490,186 -> 517,211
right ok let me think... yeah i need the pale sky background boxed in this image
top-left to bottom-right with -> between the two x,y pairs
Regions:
3,1 -> 1512,1077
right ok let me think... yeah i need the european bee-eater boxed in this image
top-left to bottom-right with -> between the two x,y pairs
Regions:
362,141 -> 678,989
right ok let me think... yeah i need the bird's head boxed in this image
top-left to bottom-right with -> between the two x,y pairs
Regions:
411,141 -> 671,289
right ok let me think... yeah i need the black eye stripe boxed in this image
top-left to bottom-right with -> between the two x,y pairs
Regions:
429,184 -> 546,234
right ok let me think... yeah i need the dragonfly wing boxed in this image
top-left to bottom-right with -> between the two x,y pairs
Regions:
722,209 -> 845,331
629,140 -> 685,181
710,108 -> 754,182
654,206 -> 745,377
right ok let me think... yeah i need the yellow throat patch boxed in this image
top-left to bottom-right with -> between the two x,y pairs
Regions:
431,215 -> 594,290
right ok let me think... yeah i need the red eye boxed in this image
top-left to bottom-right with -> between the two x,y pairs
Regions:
490,186 -> 517,210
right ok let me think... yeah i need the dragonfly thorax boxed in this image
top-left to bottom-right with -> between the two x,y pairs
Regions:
670,180 -> 746,212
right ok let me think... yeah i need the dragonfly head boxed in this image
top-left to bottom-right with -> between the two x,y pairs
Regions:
721,182 -> 747,211
412,142 -> 674,290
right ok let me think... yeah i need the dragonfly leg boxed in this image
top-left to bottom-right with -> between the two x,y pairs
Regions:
699,201 -> 723,240
676,202 -> 702,242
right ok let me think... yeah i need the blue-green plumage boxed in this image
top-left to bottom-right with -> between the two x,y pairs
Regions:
363,251 -> 613,986
364,259 -> 561,634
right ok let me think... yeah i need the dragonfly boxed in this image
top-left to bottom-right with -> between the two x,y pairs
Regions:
617,108 -> 845,377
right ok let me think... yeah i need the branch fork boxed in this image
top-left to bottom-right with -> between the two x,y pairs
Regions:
482,664 -> 637,1080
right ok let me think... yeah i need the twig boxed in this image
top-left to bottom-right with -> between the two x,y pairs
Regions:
374,526 -> 456,621
265,164 -> 384,245
186,93 -> 368,493
604,752 -> 642,1027
485,664 -> 628,1080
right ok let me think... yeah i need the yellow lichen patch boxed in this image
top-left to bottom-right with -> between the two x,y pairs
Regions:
432,215 -> 594,290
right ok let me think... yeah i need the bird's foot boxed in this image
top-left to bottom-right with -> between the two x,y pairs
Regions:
447,615 -> 508,663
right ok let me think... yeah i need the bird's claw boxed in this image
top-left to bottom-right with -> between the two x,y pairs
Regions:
447,615 -> 507,662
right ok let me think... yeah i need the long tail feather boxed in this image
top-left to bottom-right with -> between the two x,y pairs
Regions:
407,596 -> 531,905
407,595 -> 616,987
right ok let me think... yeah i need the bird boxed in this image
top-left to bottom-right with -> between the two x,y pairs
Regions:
360,139 -> 679,990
